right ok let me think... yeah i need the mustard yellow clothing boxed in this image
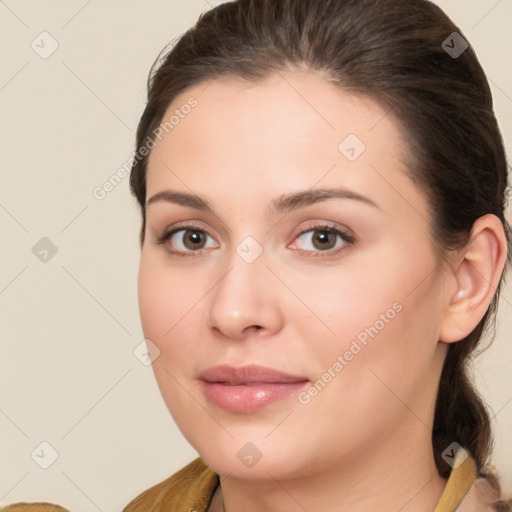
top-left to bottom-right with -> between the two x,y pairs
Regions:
0,451 -> 506,511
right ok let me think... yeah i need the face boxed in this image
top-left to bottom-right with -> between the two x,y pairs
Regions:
138,70 -> 450,479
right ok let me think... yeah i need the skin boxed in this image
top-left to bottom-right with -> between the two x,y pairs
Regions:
137,69 -> 507,512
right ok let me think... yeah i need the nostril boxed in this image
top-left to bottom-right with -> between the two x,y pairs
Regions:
244,325 -> 263,335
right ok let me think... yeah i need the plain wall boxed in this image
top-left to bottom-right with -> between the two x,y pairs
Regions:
0,1 -> 511,510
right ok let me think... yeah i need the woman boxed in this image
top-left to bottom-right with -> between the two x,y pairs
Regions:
2,0 -> 510,511
121,0 -> 512,510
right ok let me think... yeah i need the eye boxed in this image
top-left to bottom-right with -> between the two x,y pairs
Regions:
155,225 -> 218,257
290,223 -> 355,257
154,222 -> 355,258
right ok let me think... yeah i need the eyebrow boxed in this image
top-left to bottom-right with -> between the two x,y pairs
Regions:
146,187 -> 381,214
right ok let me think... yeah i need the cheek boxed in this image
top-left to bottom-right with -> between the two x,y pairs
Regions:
137,256 -> 204,418
299,248 -> 441,383
137,255 -> 197,363
137,253 -> 210,388
314,293 -> 441,425
138,258 -> 171,339
138,251 -> 200,330
291,263 -> 403,348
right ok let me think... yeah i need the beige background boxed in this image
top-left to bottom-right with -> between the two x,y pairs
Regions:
0,0 -> 511,510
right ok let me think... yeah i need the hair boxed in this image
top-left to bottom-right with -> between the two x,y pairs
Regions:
129,0 -> 511,507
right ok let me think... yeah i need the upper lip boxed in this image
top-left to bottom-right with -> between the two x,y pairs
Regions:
199,364 -> 309,384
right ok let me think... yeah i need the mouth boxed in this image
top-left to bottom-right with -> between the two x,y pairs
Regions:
199,363 -> 309,384
198,364 -> 309,412
215,381 -> 290,386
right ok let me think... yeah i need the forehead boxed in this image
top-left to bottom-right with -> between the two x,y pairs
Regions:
149,70 -> 402,167
145,70 -> 429,223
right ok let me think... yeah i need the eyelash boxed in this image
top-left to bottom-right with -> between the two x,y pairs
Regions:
154,223 -> 356,259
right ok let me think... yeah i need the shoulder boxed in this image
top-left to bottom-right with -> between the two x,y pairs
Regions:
0,504 -> 69,512
459,478 -> 512,512
122,457 -> 219,512
435,451 -> 512,512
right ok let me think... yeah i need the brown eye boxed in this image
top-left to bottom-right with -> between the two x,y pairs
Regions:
181,229 -> 207,250
291,224 -> 355,257
156,226 -> 218,256
311,230 -> 338,250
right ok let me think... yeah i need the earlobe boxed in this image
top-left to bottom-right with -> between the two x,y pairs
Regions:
439,214 -> 508,344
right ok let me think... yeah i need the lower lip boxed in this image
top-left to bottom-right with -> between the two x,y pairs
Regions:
200,380 -> 309,413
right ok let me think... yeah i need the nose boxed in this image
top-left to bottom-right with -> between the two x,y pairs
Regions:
206,250 -> 284,341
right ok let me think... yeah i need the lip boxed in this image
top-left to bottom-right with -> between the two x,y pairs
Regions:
199,364 -> 310,413
199,364 -> 308,384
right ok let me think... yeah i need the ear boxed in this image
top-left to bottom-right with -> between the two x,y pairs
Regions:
439,214 -> 508,343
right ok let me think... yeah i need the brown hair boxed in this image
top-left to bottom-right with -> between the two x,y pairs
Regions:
129,0 -> 511,507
